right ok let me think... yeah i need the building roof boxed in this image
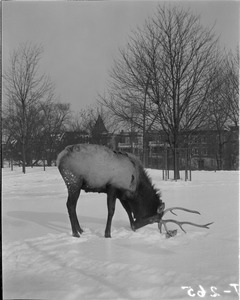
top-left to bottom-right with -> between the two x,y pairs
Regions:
92,115 -> 108,136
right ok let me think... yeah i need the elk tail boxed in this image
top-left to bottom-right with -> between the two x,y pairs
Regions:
56,145 -> 73,168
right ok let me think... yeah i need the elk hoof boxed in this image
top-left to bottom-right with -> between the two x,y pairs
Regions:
78,228 -> 84,234
105,232 -> 111,238
131,225 -> 136,231
72,232 -> 80,238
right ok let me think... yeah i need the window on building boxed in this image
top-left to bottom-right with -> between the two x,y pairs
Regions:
192,148 -> 199,155
202,147 -> 207,155
125,137 -> 130,144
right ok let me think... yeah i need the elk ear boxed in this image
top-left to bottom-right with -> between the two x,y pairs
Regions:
157,202 -> 165,214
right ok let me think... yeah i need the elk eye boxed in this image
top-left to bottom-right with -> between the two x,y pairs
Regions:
157,202 -> 165,214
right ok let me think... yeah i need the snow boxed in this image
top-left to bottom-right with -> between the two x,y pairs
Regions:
2,167 -> 239,299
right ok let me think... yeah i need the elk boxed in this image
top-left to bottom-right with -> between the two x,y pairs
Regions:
57,144 -> 213,238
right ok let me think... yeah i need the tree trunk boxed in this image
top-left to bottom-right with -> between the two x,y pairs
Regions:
142,138 -> 148,168
217,144 -> 224,170
22,142 -> 26,174
47,153 -> 52,167
173,146 -> 180,180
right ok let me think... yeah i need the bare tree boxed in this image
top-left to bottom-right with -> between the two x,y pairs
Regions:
207,67 -> 229,169
100,29 -> 159,166
40,99 -> 71,166
225,49 -> 239,127
102,4 -> 219,178
68,111 -> 86,132
207,50 -> 239,169
70,104 -> 120,135
3,43 -> 53,173
3,96 -> 44,166
145,5 -> 220,178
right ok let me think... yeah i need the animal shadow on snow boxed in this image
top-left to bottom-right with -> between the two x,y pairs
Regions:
7,211 -> 130,236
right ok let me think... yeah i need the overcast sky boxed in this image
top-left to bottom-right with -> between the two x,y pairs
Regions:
3,0 -> 239,113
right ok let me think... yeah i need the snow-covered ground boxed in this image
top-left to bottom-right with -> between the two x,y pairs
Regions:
2,167 -> 239,300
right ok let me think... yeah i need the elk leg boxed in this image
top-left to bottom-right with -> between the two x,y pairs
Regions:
119,199 -> 135,230
105,187 -> 117,238
66,187 -> 83,238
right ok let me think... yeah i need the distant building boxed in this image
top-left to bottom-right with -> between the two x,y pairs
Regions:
91,115 -> 109,145
115,127 -> 239,170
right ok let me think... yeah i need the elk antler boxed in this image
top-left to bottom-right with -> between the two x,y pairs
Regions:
162,207 -> 201,217
158,207 -> 213,235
